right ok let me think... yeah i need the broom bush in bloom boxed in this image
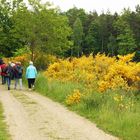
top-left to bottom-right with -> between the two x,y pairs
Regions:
45,53 -> 140,92
98,53 -> 140,92
66,89 -> 82,105
3,54 -> 30,66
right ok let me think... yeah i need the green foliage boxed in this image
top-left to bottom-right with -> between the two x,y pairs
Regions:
107,34 -> 117,56
72,18 -> 84,57
34,53 -> 56,70
0,1 -> 140,60
115,18 -> 137,55
85,20 -> 100,54
65,7 -> 87,28
0,0 -> 23,57
12,1 -> 72,60
13,46 -> 30,57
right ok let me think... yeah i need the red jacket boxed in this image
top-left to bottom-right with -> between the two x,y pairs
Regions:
0,63 -> 7,76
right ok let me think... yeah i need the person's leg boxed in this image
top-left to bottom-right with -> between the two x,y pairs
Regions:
28,79 -> 32,89
19,78 -> 22,90
4,76 -> 6,84
1,76 -> 4,84
14,78 -> 18,89
2,76 -> 6,84
7,77 -> 11,90
32,78 -> 35,88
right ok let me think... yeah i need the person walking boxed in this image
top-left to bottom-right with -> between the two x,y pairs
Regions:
26,61 -> 37,90
14,62 -> 23,90
0,62 -> 7,85
5,62 -> 14,90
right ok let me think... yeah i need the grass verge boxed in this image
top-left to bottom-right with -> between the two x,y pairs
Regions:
0,102 -> 10,140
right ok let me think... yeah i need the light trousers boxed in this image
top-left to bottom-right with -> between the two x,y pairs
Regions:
15,78 -> 22,89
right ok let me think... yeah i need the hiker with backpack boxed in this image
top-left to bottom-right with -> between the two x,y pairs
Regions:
5,62 -> 14,90
14,62 -> 23,90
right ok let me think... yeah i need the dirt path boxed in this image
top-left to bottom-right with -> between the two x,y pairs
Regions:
0,85 -> 118,140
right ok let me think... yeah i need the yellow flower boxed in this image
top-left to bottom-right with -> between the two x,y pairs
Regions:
66,89 -> 82,105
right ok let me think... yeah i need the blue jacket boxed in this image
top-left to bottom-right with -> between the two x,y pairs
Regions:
26,65 -> 37,79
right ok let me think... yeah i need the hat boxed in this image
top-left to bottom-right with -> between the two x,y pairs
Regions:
29,61 -> 33,65
11,63 -> 15,67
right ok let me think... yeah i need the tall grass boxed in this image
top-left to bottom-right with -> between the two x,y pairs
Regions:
0,102 -> 10,140
73,91 -> 140,140
35,73 -> 84,103
35,73 -> 140,140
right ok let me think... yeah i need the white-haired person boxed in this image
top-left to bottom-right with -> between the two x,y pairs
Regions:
26,61 -> 37,90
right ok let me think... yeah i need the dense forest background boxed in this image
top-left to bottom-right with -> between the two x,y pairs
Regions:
0,0 -> 140,61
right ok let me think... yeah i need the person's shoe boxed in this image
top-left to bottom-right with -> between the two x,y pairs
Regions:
8,87 -> 10,90
28,88 -> 32,91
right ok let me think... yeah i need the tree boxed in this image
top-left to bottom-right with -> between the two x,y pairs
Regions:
12,0 -> 72,60
115,17 -> 137,55
107,34 -> 117,56
85,20 -> 100,55
65,7 -> 87,28
72,18 -> 84,57
65,7 -> 87,57
0,0 -> 23,57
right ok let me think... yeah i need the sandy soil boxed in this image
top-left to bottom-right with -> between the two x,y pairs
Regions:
0,85 -> 118,140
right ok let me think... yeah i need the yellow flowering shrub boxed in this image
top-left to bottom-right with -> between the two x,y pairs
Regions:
66,89 -> 82,105
45,55 -> 97,88
44,60 -> 74,81
45,53 -> 140,92
3,54 -> 30,66
93,53 -> 116,80
99,53 -> 140,92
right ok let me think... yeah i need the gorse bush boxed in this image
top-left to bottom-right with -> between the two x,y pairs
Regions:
66,89 -> 82,105
3,53 -> 57,70
3,54 -> 30,66
45,53 -> 140,92
99,53 -> 140,92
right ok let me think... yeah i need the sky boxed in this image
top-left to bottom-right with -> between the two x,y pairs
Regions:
42,0 -> 140,14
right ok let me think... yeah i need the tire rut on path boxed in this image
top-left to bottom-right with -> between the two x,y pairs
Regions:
0,85 -> 118,140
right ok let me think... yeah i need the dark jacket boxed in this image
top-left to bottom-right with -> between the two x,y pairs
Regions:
5,65 -> 14,79
14,65 -> 23,79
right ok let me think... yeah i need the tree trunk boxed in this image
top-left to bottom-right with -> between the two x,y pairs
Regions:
71,47 -> 73,57
31,41 -> 35,62
101,37 -> 104,53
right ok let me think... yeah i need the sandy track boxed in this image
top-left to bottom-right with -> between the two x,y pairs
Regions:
0,85 -> 118,140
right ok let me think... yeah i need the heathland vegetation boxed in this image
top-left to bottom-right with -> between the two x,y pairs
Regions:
0,0 -> 140,140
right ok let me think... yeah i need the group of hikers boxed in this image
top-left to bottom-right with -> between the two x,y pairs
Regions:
0,59 -> 37,91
